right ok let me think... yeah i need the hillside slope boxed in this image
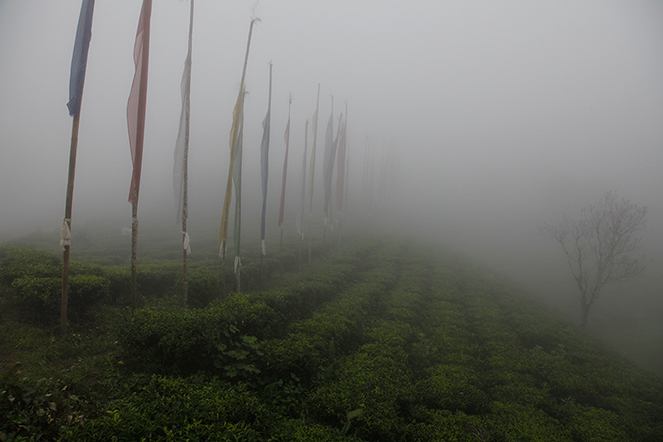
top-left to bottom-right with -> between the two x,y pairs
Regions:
85,236 -> 663,441
2,233 -> 662,441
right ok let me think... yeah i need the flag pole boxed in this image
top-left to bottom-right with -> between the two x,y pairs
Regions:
61,0 -> 95,336
260,62 -> 273,289
220,17 -> 258,294
336,102 -> 348,249
308,84 -> 320,263
322,97 -> 333,250
61,107 -> 82,337
298,120 -> 308,269
179,0 -> 194,308
279,95 -> 292,277
128,0 -> 152,314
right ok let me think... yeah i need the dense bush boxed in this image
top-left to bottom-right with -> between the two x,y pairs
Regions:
10,274 -> 109,318
181,268 -> 221,308
0,246 -> 60,286
103,265 -> 131,304
67,375 -> 269,441
0,364 -> 89,441
310,343 -> 413,441
118,295 -> 277,376
0,246 -> 110,317
4,235 -> 663,441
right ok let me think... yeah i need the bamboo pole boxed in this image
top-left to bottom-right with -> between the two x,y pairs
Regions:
61,0 -> 95,336
279,96 -> 292,277
235,17 -> 260,293
298,120 -> 308,270
181,0 -> 194,309
61,103 -> 83,337
260,62 -> 273,290
279,228 -> 284,277
130,0 -> 152,314
131,196 -> 138,313
308,84 -> 320,263
219,18 -> 257,295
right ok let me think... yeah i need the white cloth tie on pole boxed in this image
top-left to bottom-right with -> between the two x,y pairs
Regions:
183,232 -> 191,255
261,239 -> 266,256
60,218 -> 71,247
234,256 -> 241,274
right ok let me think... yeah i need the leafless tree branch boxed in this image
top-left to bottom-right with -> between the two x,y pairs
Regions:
541,191 -> 648,329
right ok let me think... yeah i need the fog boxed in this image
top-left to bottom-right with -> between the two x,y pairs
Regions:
1,0 -> 662,371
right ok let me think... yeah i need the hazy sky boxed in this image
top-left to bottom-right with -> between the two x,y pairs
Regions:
1,0 -> 662,252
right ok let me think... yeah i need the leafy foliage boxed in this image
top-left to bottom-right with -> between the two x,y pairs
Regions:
2,234 -> 663,441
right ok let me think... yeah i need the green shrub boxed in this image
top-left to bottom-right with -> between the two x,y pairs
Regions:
405,408 -> 486,442
0,365 -> 87,441
68,375 -> 269,441
10,276 -> 61,314
119,297 -> 277,375
0,246 -> 60,286
136,262 -> 180,298
10,274 -> 109,318
178,268 -> 221,309
103,265 -> 131,304
416,364 -> 487,414
485,401 -> 570,441
270,420 -> 365,441
310,343 -> 413,441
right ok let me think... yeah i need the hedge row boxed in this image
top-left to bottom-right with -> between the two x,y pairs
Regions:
0,246 -> 227,316
116,238 -> 389,376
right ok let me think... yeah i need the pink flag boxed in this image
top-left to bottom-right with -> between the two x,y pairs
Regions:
127,0 -> 152,203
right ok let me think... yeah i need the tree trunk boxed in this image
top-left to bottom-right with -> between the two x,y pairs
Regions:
580,302 -> 591,330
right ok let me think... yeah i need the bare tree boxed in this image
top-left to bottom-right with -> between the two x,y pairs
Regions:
542,191 -> 648,329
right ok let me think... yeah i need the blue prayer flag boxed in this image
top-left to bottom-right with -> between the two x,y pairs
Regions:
67,0 -> 95,117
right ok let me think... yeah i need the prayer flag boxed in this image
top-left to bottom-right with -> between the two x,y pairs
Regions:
219,19 -> 257,257
173,34 -> 192,223
67,0 -> 95,117
127,0 -> 152,204
260,64 -> 272,255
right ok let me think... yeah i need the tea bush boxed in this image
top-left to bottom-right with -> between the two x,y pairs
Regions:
119,295 -> 277,375
0,246 -> 60,286
10,274 -> 109,318
178,268 -> 221,309
310,343 -> 413,441
67,375 -> 269,441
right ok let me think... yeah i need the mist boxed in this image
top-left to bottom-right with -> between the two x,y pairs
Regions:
1,0 -> 662,371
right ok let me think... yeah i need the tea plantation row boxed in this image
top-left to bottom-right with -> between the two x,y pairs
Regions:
2,236 -> 663,441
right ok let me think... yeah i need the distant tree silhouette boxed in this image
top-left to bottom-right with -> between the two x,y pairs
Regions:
542,191 -> 648,329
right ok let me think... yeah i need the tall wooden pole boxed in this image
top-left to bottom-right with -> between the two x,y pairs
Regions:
298,120 -> 308,269
61,103 -> 83,337
61,0 -> 95,336
308,84 -> 320,263
130,0 -> 152,314
260,62 -> 273,290
181,0 -> 194,308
